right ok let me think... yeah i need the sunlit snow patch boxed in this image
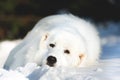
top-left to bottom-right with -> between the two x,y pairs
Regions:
0,59 -> 120,80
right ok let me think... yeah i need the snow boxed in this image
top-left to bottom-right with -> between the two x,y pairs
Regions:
0,69 -> 28,80
0,59 -> 120,80
0,21 -> 120,80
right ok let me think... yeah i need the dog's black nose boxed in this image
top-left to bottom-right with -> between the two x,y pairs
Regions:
47,56 -> 57,67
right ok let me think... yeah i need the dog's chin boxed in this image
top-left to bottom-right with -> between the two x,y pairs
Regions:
39,63 -> 56,68
46,63 -> 56,67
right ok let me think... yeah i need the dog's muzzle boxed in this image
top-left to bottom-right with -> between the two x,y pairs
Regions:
47,55 -> 57,67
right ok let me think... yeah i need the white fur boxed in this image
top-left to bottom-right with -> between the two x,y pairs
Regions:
0,40 -> 21,68
4,14 -> 101,69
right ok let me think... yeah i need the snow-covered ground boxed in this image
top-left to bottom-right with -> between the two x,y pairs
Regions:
0,21 -> 120,80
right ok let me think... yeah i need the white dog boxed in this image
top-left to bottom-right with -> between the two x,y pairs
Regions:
4,14 -> 101,69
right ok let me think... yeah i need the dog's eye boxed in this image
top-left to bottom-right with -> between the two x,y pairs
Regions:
64,49 -> 70,54
49,43 -> 55,48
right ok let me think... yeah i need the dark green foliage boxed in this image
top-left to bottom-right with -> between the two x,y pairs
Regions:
0,0 -> 120,40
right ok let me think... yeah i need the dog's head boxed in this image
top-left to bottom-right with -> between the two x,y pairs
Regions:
38,29 -> 87,68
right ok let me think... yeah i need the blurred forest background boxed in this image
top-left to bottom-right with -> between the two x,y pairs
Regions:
0,0 -> 120,41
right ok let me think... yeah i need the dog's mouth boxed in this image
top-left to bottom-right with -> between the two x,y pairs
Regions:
46,62 -> 55,67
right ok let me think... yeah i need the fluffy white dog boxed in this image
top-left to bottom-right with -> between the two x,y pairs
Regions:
4,14 -> 101,69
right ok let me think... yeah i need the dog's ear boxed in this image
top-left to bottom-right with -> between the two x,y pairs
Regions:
34,33 -> 49,63
41,32 -> 49,42
39,32 -> 49,49
79,53 -> 86,65
79,54 -> 85,60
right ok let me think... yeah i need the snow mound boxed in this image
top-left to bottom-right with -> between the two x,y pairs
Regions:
0,59 -> 120,80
